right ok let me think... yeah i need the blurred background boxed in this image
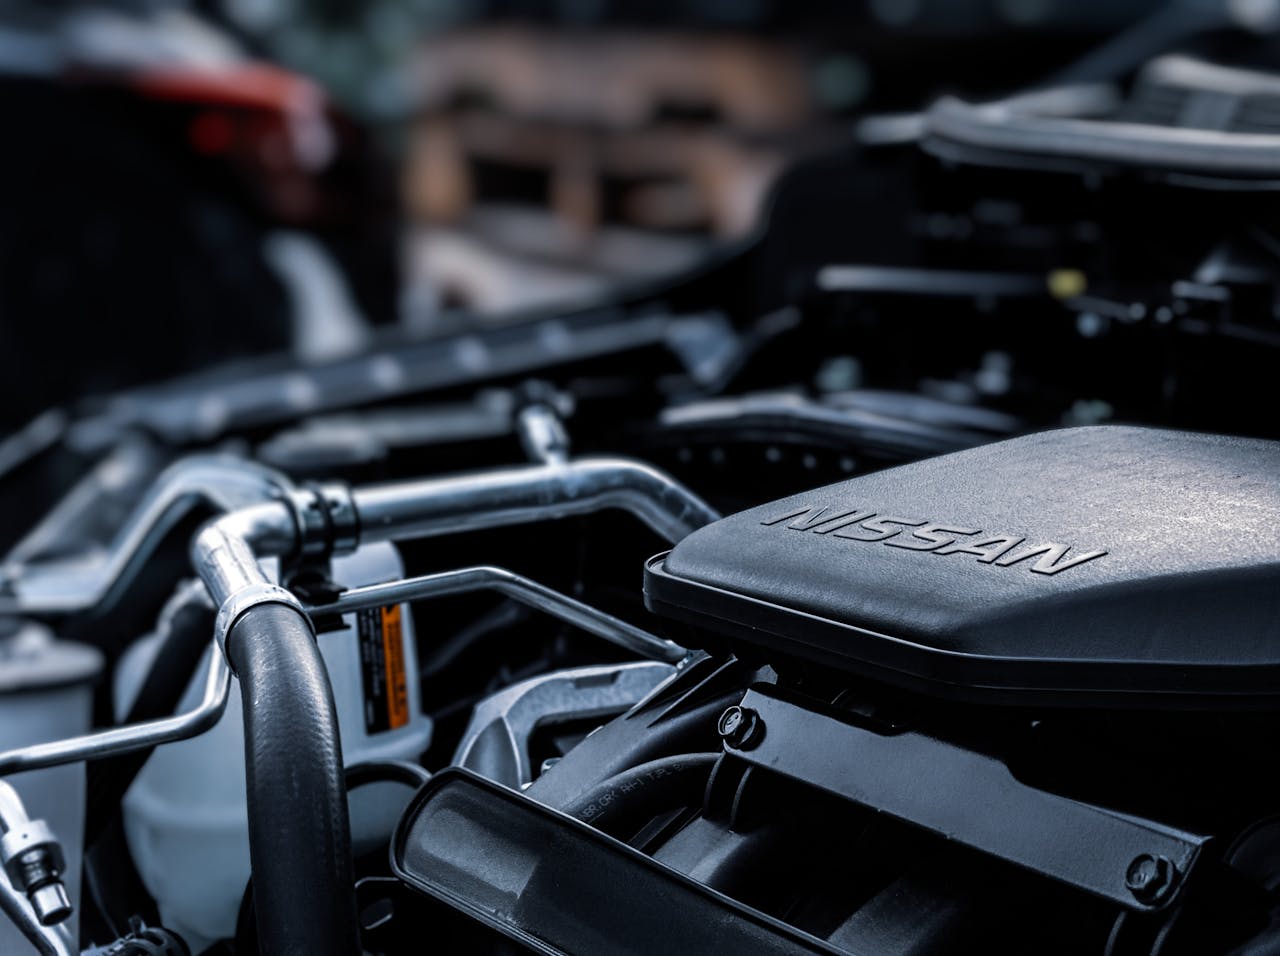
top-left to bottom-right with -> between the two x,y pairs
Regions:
0,0 -> 1172,433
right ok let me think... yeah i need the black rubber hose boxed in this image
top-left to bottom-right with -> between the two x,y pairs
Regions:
560,753 -> 719,836
85,598 -> 214,845
225,602 -> 359,956
233,760 -> 432,956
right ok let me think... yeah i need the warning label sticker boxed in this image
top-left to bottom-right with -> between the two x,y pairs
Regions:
357,604 -> 410,734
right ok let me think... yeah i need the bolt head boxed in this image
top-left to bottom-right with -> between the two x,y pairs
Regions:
1125,854 -> 1176,905
718,707 -> 744,737
717,705 -> 762,750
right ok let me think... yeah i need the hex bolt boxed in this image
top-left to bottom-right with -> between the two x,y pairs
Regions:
1125,853 -> 1178,906
717,705 -> 763,750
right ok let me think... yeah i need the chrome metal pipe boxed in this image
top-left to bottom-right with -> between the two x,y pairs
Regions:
188,456 -> 712,670
0,454 -> 710,777
190,501 -> 299,607
0,646 -> 230,777
0,456 -> 290,615
188,500 -> 307,657
352,457 -> 718,547
303,566 -> 686,663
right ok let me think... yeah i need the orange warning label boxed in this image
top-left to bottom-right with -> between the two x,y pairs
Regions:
380,605 -> 409,731
358,604 -> 410,733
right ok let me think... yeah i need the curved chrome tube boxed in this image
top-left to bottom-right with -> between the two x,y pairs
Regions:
0,456 -> 291,615
0,455 -> 713,778
188,501 -> 306,658
190,502 -> 299,606
0,646 -> 230,777
352,457 -> 719,547
304,566 -> 686,663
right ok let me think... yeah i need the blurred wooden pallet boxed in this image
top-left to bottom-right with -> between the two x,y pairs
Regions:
401,25 -> 836,318
404,25 -> 830,237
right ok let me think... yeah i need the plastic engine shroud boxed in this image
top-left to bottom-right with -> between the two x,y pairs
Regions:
645,426 -> 1280,707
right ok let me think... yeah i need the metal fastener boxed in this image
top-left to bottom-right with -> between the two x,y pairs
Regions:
717,705 -> 763,750
1125,853 -> 1177,906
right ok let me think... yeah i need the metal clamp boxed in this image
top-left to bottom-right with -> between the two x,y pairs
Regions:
286,483 -> 359,558
214,582 -> 309,664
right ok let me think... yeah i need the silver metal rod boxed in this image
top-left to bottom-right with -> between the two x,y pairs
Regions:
305,566 -> 686,663
0,646 -> 230,777
352,457 -> 718,547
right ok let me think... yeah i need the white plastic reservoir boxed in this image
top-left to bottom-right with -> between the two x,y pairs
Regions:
115,542 -> 432,951
0,622 -> 101,956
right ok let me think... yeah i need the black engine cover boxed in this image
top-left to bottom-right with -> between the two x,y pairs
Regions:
645,426 -> 1280,707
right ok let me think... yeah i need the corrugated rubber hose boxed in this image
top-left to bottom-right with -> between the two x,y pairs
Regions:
560,753 -> 720,837
224,603 -> 359,956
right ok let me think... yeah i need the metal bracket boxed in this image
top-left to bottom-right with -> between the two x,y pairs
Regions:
729,687 -> 1210,912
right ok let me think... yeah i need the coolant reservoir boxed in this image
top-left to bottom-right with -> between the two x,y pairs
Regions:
115,543 -> 431,950
0,621 -> 101,955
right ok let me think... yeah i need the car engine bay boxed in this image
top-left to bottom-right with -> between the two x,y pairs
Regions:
7,9 -> 1280,955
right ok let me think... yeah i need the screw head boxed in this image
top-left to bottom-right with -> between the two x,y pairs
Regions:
718,707 -> 743,736
1125,854 -> 1177,905
717,705 -> 762,750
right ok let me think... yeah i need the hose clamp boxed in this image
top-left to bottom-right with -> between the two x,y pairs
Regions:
285,483 -> 359,558
214,583 -> 309,669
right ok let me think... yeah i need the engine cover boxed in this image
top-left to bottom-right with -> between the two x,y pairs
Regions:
645,426 -> 1280,707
